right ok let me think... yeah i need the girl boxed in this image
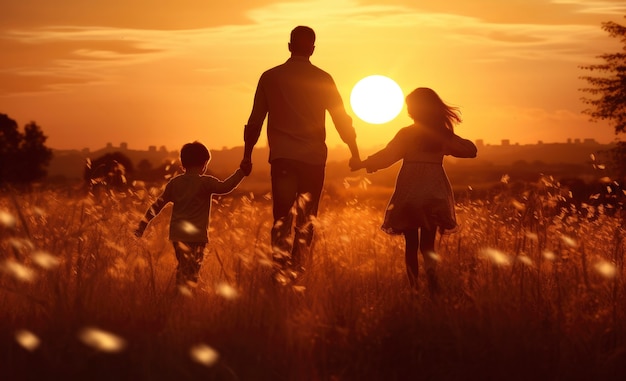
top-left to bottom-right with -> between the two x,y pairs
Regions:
352,87 -> 477,295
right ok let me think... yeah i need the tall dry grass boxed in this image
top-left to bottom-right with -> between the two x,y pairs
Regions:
0,175 -> 625,381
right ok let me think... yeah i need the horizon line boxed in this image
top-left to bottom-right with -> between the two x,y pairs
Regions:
49,137 -> 617,153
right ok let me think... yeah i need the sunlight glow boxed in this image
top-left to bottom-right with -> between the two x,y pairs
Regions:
350,75 -> 404,124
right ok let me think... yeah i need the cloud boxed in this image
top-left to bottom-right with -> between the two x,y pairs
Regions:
0,1 -> 274,30
552,0 -> 626,15
1,0 -> 622,97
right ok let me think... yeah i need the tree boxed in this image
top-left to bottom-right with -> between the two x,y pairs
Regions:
0,114 -> 53,185
579,19 -> 626,177
84,151 -> 134,190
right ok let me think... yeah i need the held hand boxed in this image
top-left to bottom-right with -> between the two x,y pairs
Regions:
240,158 -> 253,176
349,156 -> 364,172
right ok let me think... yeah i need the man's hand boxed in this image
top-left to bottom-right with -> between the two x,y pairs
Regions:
240,158 -> 253,176
349,156 -> 363,172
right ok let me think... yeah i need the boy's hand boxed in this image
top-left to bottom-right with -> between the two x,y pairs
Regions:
134,221 -> 148,237
240,158 -> 252,176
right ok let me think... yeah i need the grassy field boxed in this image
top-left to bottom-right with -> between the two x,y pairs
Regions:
0,175 -> 625,381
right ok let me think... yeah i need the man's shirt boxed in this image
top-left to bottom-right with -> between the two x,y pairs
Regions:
245,56 -> 357,165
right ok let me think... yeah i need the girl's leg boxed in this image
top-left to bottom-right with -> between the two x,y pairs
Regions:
419,228 -> 439,296
403,229 -> 419,290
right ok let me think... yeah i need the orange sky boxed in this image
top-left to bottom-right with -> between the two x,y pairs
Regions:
1,0 -> 625,154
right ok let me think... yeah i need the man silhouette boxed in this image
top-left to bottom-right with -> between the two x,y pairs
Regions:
241,25 -> 360,281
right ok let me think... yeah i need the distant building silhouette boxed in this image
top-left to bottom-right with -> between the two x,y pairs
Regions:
48,142 -> 179,181
46,139 -> 615,182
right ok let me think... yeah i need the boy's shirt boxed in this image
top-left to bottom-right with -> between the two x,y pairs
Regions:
156,169 -> 244,243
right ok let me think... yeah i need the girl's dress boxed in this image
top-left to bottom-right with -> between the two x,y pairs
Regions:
363,124 -> 477,234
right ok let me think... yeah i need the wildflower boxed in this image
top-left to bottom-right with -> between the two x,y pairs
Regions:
360,177 -> 371,189
105,241 -> 127,254
78,327 -> 126,353
31,251 -> 60,269
32,207 -> 46,218
2,260 -> 35,282
595,261 -> 617,278
518,255 -> 533,267
0,210 -> 16,228
15,330 -> 40,351
297,193 -> 311,209
512,200 -> 526,211
216,282 -> 238,300
542,250 -> 556,261
481,248 -> 511,266
190,344 -> 219,367
427,251 -> 441,262
525,232 -> 538,241
177,284 -> 193,297
180,221 -> 199,235
9,238 -> 34,252
560,235 -> 578,248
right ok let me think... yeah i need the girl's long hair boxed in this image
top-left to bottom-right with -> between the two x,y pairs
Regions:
406,87 -> 462,152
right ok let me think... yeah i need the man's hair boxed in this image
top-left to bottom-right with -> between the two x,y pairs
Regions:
290,26 -> 315,54
180,141 -> 210,168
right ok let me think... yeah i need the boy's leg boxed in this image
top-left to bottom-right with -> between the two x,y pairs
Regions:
173,242 -> 206,286
403,229 -> 419,290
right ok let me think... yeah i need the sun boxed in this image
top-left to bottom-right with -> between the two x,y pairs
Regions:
350,75 -> 404,124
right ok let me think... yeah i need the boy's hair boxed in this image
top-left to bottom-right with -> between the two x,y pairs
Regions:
180,141 -> 210,168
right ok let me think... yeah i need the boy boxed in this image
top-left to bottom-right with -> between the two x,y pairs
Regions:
135,141 -> 248,288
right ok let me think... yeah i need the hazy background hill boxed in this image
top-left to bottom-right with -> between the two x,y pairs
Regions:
47,139 -> 617,195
